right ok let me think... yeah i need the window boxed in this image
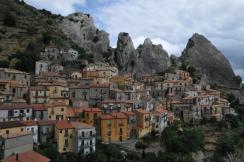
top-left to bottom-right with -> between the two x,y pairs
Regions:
90,131 -> 92,136
120,128 -> 123,134
72,92 -> 75,98
61,108 -> 64,112
82,131 -> 84,137
6,130 -> 9,134
60,130 -> 62,133
27,109 -> 29,113
21,128 -> 24,132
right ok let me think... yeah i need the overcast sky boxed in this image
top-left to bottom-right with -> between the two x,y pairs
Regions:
25,0 -> 244,80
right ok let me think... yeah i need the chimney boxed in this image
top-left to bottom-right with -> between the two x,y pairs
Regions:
16,153 -> 19,161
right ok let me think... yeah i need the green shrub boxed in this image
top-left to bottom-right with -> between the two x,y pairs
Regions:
0,60 -> 9,68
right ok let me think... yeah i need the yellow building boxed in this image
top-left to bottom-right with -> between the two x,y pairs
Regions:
110,76 -> 133,85
100,112 -> 129,143
46,101 -> 68,120
55,120 -> 96,154
0,121 -> 26,136
55,120 -> 75,153
135,109 -> 151,138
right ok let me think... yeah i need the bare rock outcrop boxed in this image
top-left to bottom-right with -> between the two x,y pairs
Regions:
113,32 -> 170,77
60,13 -> 110,61
181,33 -> 240,88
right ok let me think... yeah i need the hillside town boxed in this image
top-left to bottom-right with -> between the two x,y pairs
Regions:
0,46 -> 236,161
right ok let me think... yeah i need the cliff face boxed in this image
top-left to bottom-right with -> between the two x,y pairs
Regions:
113,32 -> 170,77
181,33 -> 240,88
60,13 -> 110,61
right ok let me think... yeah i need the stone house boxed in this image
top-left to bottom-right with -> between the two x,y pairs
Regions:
0,68 -> 30,86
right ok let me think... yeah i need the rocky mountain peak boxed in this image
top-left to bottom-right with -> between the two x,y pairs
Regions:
60,12 -> 110,61
181,33 -> 240,88
117,32 -> 135,50
143,38 -> 153,45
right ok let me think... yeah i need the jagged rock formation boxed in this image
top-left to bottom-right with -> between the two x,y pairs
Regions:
114,32 -> 138,73
60,13 -> 110,61
181,33 -> 240,88
113,32 -> 170,77
137,38 -> 170,74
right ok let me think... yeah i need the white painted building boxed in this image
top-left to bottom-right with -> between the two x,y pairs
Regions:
152,108 -> 168,133
71,122 -> 96,155
21,120 -> 39,144
35,60 -> 49,76
0,103 -> 33,122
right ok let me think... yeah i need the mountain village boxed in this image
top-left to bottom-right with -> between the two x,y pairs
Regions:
0,46 -> 237,161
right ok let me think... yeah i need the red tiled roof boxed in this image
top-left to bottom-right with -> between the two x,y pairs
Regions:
83,107 -> 102,112
135,109 -> 149,114
111,112 -> 128,119
3,151 -> 50,162
55,120 -> 73,129
122,111 -> 136,116
66,108 -> 75,117
33,104 -> 47,111
155,108 -> 167,114
0,103 -> 31,110
100,114 -> 114,120
21,120 -> 37,126
71,122 -> 94,129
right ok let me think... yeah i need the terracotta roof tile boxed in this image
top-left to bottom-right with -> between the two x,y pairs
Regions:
111,112 -> 128,119
33,104 -> 47,111
135,109 -> 149,114
100,114 -> 114,120
71,122 -> 94,129
3,151 -> 50,162
21,120 -> 37,126
122,111 -> 136,116
55,120 -> 73,129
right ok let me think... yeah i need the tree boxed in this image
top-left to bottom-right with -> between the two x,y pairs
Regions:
0,60 -> 9,68
162,126 -> 204,153
217,134 -> 235,155
34,143 -> 60,162
42,32 -> 52,45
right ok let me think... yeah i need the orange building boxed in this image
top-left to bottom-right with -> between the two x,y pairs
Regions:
135,109 -> 151,138
100,112 -> 129,143
67,107 -> 102,128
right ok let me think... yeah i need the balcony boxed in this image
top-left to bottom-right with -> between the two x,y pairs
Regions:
119,123 -> 124,127
107,123 -> 112,127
